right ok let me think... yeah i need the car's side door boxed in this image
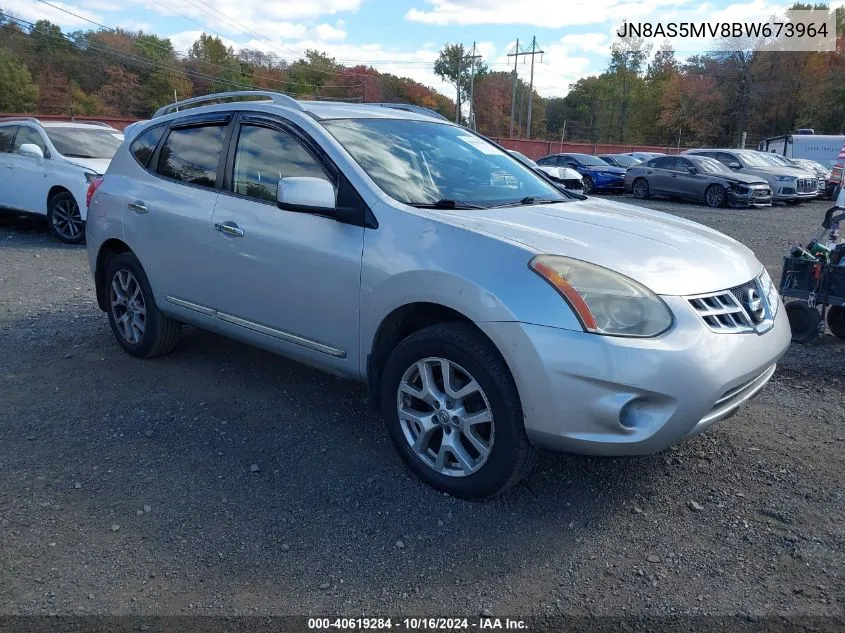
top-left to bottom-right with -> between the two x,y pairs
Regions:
210,113 -> 365,375
6,126 -> 49,213
123,114 -> 230,314
644,156 -> 675,193
669,157 -> 704,198
0,126 -> 18,209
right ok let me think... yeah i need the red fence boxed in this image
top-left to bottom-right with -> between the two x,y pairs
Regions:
492,138 -> 682,160
0,113 -> 138,130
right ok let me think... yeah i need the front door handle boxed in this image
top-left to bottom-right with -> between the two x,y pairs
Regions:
128,201 -> 148,214
214,221 -> 245,238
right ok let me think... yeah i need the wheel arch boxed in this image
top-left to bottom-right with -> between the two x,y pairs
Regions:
366,302 -> 505,410
95,238 -> 133,311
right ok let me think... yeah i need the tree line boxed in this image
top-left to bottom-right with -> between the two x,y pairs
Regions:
2,3 -> 845,148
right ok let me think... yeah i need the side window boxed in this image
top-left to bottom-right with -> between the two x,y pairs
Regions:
232,124 -> 331,203
651,157 -> 675,169
536,156 -> 551,166
717,152 -> 738,165
12,126 -> 47,154
0,126 -> 16,153
130,126 -> 165,169
156,125 -> 225,188
675,158 -> 693,171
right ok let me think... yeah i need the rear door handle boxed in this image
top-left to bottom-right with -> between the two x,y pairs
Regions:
214,221 -> 245,238
128,201 -> 148,214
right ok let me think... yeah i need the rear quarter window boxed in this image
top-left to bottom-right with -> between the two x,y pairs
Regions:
0,126 -> 15,153
129,126 -> 165,169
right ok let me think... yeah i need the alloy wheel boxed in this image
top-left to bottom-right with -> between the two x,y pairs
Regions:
110,269 -> 146,344
396,357 -> 494,477
583,176 -> 594,194
633,179 -> 648,198
706,185 -> 726,207
51,198 -> 84,241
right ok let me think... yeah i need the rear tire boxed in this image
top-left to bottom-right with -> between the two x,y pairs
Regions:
47,192 -> 85,244
380,323 -> 537,500
105,252 -> 181,358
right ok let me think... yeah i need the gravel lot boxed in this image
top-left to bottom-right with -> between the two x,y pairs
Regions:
1,198 -> 843,627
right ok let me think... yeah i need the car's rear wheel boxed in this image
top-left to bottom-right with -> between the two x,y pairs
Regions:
105,252 -> 181,358
380,323 -> 537,500
47,192 -> 85,244
705,184 -> 726,208
632,178 -> 649,199
582,175 -> 594,195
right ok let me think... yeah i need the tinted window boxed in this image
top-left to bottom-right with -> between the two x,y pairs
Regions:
130,126 -> 165,168
157,125 -> 225,188
45,127 -> 122,159
717,152 -> 740,165
12,126 -> 47,154
233,125 -> 330,202
675,158 -> 694,171
0,126 -> 16,153
650,157 -> 676,169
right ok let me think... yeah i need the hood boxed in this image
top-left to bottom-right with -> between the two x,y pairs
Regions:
586,164 -> 626,175
721,171 -> 770,185
65,157 -> 112,174
435,197 -> 761,296
743,165 -> 812,179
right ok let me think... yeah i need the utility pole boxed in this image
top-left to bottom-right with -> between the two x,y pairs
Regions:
507,39 -> 520,138
526,36 -> 541,139
467,42 -> 482,130
455,44 -> 463,124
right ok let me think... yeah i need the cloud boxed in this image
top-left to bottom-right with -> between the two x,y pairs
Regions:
2,0 -> 103,28
405,0 -> 695,27
314,23 -> 346,41
82,0 -> 122,10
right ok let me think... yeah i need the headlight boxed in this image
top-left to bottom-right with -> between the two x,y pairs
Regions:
529,255 -> 674,337
84,172 -> 101,183
775,175 -> 795,181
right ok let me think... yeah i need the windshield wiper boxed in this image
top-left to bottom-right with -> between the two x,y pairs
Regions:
490,196 -> 561,208
407,199 -> 483,210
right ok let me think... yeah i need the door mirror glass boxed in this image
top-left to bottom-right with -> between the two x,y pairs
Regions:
277,177 -> 336,211
687,166 -> 698,174
566,161 -> 578,168
18,143 -> 44,162
728,161 -> 742,169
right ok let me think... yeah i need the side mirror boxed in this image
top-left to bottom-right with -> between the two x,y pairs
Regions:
566,162 -> 578,168
19,143 -> 44,163
276,177 -> 336,212
728,162 -> 742,169
687,166 -> 698,174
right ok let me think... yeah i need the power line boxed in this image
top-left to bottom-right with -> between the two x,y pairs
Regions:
506,36 -> 543,139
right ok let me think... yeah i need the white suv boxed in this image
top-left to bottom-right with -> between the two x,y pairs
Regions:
86,91 -> 790,499
0,118 -> 123,243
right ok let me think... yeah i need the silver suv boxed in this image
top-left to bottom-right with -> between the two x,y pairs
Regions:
86,91 -> 791,499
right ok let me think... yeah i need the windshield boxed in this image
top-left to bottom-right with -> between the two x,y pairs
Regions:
45,127 -> 122,159
323,119 -> 566,207
607,154 -> 639,167
737,152 -> 775,167
568,153 -> 610,167
691,156 -> 732,174
757,153 -> 792,167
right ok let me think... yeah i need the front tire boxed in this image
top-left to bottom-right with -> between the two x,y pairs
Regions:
705,184 -> 726,208
105,252 -> 181,358
582,176 -> 594,195
47,192 -> 85,244
380,323 -> 538,500
631,178 -> 649,199
827,306 -> 845,339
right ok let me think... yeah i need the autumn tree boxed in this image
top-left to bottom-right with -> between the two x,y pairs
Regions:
0,48 -> 38,111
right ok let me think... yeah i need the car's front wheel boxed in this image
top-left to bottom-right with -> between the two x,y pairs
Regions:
380,323 -> 537,500
582,175 -> 595,194
105,252 -> 181,358
47,192 -> 85,244
632,178 -> 649,199
705,184 -> 726,208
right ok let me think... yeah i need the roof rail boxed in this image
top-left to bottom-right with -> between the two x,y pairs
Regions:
370,103 -> 449,121
152,91 -> 303,118
0,116 -> 41,124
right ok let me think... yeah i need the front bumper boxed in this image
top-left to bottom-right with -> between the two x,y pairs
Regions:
592,173 -> 626,190
482,295 -> 791,456
727,185 -> 772,207
772,184 -> 818,202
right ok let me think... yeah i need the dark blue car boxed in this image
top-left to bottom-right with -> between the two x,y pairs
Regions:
537,153 -> 626,194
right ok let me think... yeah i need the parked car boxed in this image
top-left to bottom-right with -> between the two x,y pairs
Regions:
683,148 -> 818,204
508,150 -> 583,190
776,156 -> 832,197
597,153 -> 641,168
627,151 -> 665,162
624,155 -> 773,207
537,152 -> 626,194
0,117 -> 123,243
86,90 -> 791,500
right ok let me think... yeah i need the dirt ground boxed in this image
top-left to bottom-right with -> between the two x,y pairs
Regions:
0,197 -> 843,629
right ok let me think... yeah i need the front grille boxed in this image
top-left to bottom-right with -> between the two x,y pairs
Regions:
753,187 -> 771,198
797,178 -> 817,193
686,275 -> 775,334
